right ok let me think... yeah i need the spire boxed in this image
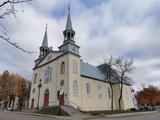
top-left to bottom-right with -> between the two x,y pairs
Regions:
39,24 -> 49,58
41,24 -> 48,47
65,4 -> 73,30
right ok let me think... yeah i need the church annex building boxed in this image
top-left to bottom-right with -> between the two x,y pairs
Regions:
29,7 -> 136,112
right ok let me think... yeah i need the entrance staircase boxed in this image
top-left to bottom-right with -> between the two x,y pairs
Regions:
61,105 -> 81,116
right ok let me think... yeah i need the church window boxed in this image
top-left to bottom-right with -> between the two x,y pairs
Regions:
60,80 -> 64,87
73,80 -> 78,95
33,73 -> 37,84
97,85 -> 103,99
86,83 -> 91,96
44,70 -> 47,83
108,87 -> 112,98
44,67 -> 52,83
72,60 -> 77,73
47,55 -> 52,61
61,62 -> 65,74
33,88 -> 35,93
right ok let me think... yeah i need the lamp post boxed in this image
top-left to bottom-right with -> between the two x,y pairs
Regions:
37,79 -> 42,110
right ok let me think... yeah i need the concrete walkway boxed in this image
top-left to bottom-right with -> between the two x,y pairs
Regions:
17,111 -> 158,120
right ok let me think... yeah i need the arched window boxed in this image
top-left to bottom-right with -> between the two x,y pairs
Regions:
33,73 -> 37,84
61,62 -> 65,74
72,60 -> 77,73
44,70 -> 47,83
86,83 -> 91,96
73,80 -> 78,95
97,85 -> 103,99
44,67 -> 52,83
32,88 -> 35,94
47,67 -> 52,81
108,87 -> 112,98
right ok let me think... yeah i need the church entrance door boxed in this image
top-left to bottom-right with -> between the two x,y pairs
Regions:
31,98 -> 34,108
60,94 -> 64,105
43,89 -> 49,107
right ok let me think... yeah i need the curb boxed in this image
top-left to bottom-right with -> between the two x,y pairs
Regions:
14,110 -> 158,119
105,111 -> 158,118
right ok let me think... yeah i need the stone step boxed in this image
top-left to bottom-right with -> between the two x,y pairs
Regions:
61,105 -> 81,116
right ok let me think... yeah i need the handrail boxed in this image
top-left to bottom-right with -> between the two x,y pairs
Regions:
66,100 -> 82,110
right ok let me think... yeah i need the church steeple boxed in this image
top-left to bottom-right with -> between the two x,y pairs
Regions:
63,4 -> 75,43
66,5 -> 73,30
58,4 -> 80,55
39,24 -> 49,57
42,24 -> 48,47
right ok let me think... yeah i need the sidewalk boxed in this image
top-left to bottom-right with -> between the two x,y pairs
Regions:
18,110 -> 158,120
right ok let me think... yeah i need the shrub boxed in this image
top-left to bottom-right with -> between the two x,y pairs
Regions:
130,108 -> 137,111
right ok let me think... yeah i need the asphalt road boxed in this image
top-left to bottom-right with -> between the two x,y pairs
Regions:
0,111 -> 160,120
0,111 -> 61,120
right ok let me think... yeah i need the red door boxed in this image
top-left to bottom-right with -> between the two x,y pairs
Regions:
44,94 -> 49,107
60,93 -> 64,105
31,99 -> 34,108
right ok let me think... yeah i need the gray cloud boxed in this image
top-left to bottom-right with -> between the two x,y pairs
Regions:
0,0 -> 160,90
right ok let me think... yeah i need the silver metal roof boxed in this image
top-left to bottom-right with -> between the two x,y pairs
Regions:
80,61 -> 130,84
80,61 -> 106,81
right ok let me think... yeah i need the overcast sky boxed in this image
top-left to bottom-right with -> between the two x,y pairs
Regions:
1,0 -> 160,91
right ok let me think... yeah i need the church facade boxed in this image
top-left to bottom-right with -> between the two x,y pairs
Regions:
29,8 -> 136,111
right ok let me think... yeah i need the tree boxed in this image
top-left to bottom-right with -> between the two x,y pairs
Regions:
99,55 -> 116,111
0,70 -> 31,110
136,85 -> 160,106
115,57 -> 134,110
0,0 -> 33,53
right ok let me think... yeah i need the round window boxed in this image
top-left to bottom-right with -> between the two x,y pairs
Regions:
60,80 -> 64,86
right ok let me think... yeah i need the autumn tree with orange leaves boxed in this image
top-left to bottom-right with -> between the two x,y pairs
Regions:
136,85 -> 160,106
0,70 -> 31,110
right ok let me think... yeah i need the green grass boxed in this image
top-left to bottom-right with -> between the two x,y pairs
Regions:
35,107 -> 69,116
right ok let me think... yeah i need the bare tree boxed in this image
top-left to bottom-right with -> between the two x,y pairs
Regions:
115,57 -> 134,110
0,0 -> 34,54
103,55 -> 115,111
98,55 -> 118,111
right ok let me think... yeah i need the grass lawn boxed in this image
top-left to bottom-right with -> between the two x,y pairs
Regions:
35,107 -> 69,116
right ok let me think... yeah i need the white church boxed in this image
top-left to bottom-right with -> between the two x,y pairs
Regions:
29,6 -> 136,112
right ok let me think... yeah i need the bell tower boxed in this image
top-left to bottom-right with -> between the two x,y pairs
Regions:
63,5 -> 75,42
59,5 -> 80,55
